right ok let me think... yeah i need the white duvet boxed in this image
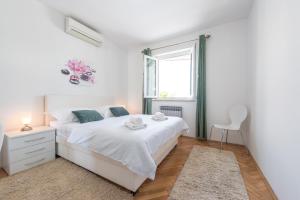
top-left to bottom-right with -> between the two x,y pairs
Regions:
55,114 -> 189,179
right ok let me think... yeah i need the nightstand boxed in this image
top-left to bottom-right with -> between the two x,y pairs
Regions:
1,126 -> 56,175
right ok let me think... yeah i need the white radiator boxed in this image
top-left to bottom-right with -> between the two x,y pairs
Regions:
160,106 -> 183,118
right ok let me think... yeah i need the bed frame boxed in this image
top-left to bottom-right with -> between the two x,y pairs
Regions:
45,95 -> 182,192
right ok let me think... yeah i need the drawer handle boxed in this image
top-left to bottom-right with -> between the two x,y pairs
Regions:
24,158 -> 46,166
24,137 -> 46,143
25,147 -> 46,155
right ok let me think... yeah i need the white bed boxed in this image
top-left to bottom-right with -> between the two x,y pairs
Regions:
45,95 -> 189,192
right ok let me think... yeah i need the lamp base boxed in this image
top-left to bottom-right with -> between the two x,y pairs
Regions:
21,125 -> 32,131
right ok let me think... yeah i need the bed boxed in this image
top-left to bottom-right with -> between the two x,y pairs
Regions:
45,95 -> 189,192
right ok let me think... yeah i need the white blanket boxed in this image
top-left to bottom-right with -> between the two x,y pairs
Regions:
62,114 -> 189,179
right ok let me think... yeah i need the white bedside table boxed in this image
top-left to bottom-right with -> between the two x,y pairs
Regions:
1,126 -> 56,175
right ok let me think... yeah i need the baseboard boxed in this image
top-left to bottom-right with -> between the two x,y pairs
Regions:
249,152 -> 278,200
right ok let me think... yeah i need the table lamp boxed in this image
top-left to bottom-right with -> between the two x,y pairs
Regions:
21,117 -> 32,131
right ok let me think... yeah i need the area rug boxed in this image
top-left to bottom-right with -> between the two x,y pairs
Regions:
0,158 -> 133,200
168,146 -> 249,200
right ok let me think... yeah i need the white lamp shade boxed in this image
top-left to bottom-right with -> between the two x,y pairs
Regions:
22,117 -> 32,125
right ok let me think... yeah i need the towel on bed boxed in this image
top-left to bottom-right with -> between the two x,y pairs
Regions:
152,112 -> 168,121
125,116 -> 146,130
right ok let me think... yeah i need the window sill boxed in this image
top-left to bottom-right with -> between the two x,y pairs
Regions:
152,98 -> 196,102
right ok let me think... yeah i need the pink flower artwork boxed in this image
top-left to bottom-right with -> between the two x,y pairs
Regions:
61,59 -> 96,85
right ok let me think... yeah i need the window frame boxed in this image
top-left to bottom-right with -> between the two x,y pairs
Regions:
154,45 -> 196,101
143,55 -> 159,98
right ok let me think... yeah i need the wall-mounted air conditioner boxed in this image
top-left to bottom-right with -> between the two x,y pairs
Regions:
65,17 -> 103,47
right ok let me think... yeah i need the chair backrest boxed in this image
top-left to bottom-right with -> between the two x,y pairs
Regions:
229,105 -> 247,127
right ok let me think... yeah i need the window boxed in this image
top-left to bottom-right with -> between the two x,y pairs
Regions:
144,47 -> 195,100
144,55 -> 158,98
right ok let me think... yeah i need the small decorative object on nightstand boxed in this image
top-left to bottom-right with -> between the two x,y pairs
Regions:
21,117 -> 33,131
1,126 -> 56,175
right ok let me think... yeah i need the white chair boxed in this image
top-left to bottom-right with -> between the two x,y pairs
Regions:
209,105 -> 247,151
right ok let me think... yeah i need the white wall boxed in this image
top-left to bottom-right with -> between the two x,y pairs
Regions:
128,20 -> 248,143
247,0 -> 300,199
0,0 -> 128,131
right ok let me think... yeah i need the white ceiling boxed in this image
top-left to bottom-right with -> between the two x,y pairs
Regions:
41,0 -> 253,47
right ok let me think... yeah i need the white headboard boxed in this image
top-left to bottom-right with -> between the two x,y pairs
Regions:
44,94 -> 116,125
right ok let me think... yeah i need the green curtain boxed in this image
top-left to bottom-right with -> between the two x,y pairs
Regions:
142,48 -> 152,115
196,35 -> 207,139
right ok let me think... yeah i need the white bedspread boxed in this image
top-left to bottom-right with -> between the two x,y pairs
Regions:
55,115 -> 188,180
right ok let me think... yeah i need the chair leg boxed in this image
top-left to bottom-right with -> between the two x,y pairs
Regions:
225,129 -> 229,144
209,125 -> 213,141
220,129 -> 224,152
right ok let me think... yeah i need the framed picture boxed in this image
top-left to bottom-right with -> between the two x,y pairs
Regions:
61,59 -> 96,86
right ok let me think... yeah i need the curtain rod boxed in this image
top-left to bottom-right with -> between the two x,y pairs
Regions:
150,34 -> 211,51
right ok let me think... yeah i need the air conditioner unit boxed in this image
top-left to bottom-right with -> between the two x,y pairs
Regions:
65,17 -> 103,47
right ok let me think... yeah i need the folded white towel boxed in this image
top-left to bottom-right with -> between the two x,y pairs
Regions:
152,112 -> 167,121
152,115 -> 168,121
125,121 -> 147,130
154,112 -> 165,118
129,116 -> 143,125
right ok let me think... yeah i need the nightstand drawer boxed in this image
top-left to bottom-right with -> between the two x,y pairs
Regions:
8,131 -> 55,150
8,151 -> 55,175
9,141 -> 55,163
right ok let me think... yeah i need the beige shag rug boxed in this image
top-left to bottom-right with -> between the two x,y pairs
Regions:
0,158 -> 133,200
169,146 -> 249,200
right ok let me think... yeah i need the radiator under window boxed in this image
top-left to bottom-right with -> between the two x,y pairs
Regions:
160,106 -> 183,118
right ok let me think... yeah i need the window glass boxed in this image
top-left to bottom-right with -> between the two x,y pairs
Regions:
144,56 -> 158,98
158,53 -> 192,98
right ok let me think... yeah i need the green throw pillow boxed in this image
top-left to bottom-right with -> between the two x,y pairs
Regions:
110,107 -> 129,117
72,110 -> 104,123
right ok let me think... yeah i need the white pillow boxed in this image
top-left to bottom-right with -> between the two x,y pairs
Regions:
96,105 -> 125,118
49,107 -> 93,123
96,106 -> 113,118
